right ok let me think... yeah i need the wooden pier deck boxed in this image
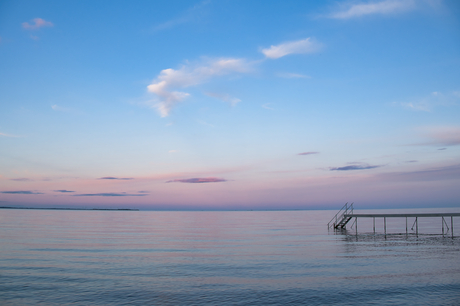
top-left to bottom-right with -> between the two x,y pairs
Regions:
328,203 -> 460,237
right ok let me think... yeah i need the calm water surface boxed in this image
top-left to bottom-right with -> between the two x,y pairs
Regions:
1,208 -> 459,305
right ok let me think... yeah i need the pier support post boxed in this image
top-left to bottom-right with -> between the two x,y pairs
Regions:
356,217 -> 358,235
452,216 -> 454,238
416,217 -> 418,236
442,217 -> 445,236
405,217 -> 407,235
384,217 -> 386,235
373,217 -> 375,235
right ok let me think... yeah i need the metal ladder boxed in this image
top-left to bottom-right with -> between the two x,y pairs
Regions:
327,202 -> 354,229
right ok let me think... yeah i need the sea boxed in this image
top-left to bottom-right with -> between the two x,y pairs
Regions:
1,208 -> 459,305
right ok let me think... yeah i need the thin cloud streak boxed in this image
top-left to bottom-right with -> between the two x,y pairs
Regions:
277,72 -> 311,79
262,103 -> 274,110
298,152 -> 319,156
51,105 -> 72,112
10,178 -> 33,181
166,177 -> 227,183
262,38 -> 322,59
0,132 -> 20,137
152,0 -> 211,32
205,92 -> 241,106
1,191 -> 44,194
197,120 -> 215,128
136,164 -> 257,182
54,190 -> 75,193
419,126 -> 460,146
98,177 -> 134,180
329,0 -> 416,19
399,91 -> 458,112
22,18 -> 53,30
330,163 -> 381,171
74,193 -> 147,197
376,164 -> 460,182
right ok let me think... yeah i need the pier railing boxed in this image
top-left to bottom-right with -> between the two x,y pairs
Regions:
328,202 -> 353,229
328,204 -> 459,237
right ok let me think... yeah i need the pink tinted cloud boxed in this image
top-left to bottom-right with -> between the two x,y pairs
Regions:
166,177 -> 227,183
375,164 -> 460,182
74,192 -> 147,197
22,18 -> 53,30
98,177 -> 134,180
424,126 -> 460,146
134,164 -> 257,183
10,178 -> 33,182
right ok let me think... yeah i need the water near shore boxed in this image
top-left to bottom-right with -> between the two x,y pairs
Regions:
1,208 -> 459,305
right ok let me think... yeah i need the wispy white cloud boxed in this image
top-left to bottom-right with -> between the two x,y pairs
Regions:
277,72 -> 311,79
147,58 -> 252,117
400,91 -> 458,112
51,105 -> 71,112
329,0 -> 416,19
0,132 -> 20,138
152,0 -> 211,32
262,38 -> 322,59
22,18 -> 53,30
262,103 -> 274,110
197,120 -> 215,128
401,101 -> 431,111
205,92 -> 241,106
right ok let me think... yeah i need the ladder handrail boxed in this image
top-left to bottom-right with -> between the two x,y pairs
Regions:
328,203 -> 353,229
327,202 -> 347,229
341,204 -> 354,218
336,203 -> 353,228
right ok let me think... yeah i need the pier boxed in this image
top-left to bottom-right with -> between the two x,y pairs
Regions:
328,203 -> 460,237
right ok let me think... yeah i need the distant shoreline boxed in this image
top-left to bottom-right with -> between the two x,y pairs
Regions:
0,206 -> 139,211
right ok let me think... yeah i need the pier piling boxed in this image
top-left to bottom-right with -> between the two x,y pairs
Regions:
373,217 -> 375,235
405,217 -> 407,235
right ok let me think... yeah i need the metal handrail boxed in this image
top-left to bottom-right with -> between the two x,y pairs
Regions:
328,203 -> 353,229
327,202 -> 347,229
328,203 -> 352,229
337,203 -> 353,228
328,202 -> 347,228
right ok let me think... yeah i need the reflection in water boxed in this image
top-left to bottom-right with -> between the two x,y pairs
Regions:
0,209 -> 459,305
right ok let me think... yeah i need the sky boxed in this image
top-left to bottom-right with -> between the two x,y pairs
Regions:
0,0 -> 459,210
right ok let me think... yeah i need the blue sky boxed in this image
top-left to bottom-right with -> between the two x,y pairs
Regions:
0,0 -> 459,209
